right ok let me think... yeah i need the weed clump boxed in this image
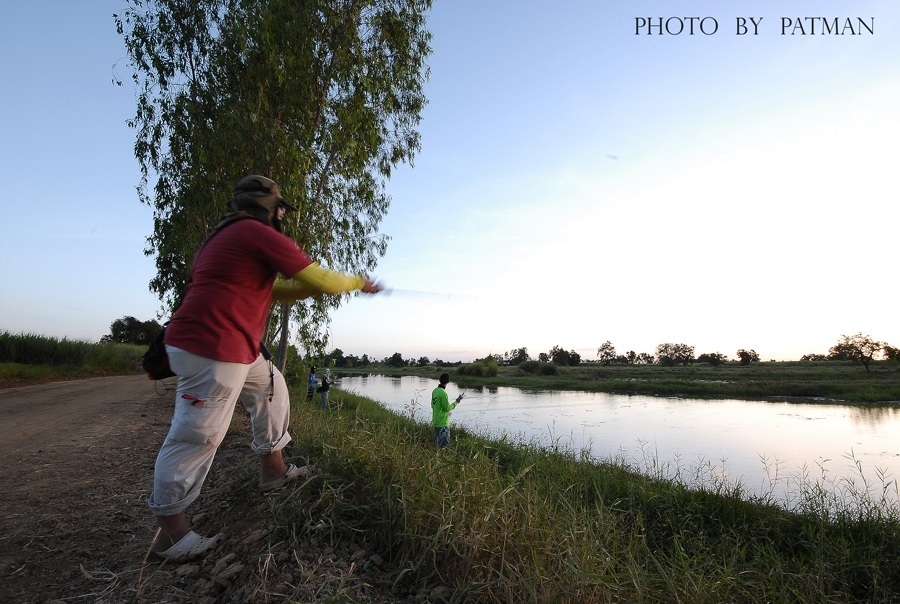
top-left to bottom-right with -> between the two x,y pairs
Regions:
457,356 -> 499,377
517,360 -> 559,375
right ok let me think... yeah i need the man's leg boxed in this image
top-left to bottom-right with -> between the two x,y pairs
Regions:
149,347 -> 249,551
435,426 -> 450,448
240,354 -> 293,485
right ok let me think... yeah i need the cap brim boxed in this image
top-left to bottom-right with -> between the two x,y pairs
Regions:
277,198 -> 298,212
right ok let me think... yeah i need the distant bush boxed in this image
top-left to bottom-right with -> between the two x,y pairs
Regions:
457,356 -> 499,377
0,331 -> 94,366
0,331 -> 143,374
517,360 -> 558,376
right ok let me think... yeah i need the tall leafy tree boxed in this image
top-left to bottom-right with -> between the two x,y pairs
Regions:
503,347 -> 530,365
735,348 -> 760,365
548,345 -> 581,366
828,333 -> 883,372
103,316 -> 164,345
596,340 -> 616,366
655,343 -> 695,367
115,0 -> 432,367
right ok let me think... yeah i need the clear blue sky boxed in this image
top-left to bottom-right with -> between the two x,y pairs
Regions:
1,1 -> 897,363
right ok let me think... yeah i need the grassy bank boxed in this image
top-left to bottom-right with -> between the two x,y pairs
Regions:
235,386 -> 900,603
338,360 -> 900,404
0,331 -> 144,386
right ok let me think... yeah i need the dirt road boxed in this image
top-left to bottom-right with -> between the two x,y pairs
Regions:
0,375 -> 178,602
0,376 -> 406,603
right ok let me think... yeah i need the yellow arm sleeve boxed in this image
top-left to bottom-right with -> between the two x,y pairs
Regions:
271,262 -> 366,302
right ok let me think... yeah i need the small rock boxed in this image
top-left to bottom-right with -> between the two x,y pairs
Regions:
192,578 -> 215,595
211,552 -> 238,574
218,561 -> 245,580
246,528 -> 269,542
175,564 -> 201,578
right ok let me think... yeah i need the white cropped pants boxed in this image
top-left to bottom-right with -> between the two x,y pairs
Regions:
148,346 -> 292,517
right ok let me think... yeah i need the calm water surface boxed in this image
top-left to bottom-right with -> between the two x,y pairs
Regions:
336,374 -> 900,507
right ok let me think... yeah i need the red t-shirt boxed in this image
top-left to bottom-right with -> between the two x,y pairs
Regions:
165,219 -> 313,363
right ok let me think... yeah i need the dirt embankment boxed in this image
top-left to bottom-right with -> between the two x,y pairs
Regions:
0,376 -> 408,603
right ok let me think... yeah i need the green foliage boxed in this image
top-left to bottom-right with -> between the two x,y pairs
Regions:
115,0 -> 433,360
457,356 -> 499,377
884,345 -> 900,363
281,345 -> 308,383
517,360 -> 559,376
596,340 -> 616,365
1,331 -> 95,366
102,315 -> 163,345
0,331 -> 144,380
548,345 -> 581,366
697,352 -> 727,366
268,387 -> 900,602
501,346 -> 531,365
736,348 -> 760,365
829,333 -> 884,372
656,342 -> 695,366
387,351 -> 407,367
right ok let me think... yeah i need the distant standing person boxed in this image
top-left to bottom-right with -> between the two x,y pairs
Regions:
149,175 -> 382,563
319,368 -> 331,409
307,366 -> 318,400
431,372 -> 463,448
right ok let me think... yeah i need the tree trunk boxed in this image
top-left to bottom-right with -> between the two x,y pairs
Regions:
276,303 -> 290,372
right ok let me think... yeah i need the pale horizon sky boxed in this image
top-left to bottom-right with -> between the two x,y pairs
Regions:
1,1 -> 897,364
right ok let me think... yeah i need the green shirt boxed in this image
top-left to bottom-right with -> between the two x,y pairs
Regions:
431,385 -> 457,428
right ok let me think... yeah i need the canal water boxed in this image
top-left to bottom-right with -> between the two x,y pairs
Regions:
336,374 -> 900,509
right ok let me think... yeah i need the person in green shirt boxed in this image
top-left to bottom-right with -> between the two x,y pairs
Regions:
431,372 -> 463,448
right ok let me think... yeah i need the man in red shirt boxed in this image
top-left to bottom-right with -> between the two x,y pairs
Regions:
150,175 -> 381,562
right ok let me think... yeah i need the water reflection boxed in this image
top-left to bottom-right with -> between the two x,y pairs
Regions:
336,374 -> 900,509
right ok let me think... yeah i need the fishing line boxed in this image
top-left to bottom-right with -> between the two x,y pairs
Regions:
381,288 -> 478,304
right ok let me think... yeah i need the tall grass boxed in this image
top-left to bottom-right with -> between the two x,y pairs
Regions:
0,331 -> 143,383
257,387 -> 900,603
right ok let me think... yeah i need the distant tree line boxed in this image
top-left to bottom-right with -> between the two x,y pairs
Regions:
106,317 -> 896,375
493,333 -> 896,372
321,348 -> 464,369
493,346 -> 582,366
318,332 -> 896,373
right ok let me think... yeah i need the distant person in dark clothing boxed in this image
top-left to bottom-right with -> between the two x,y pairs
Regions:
307,366 -> 318,400
319,368 -> 331,409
